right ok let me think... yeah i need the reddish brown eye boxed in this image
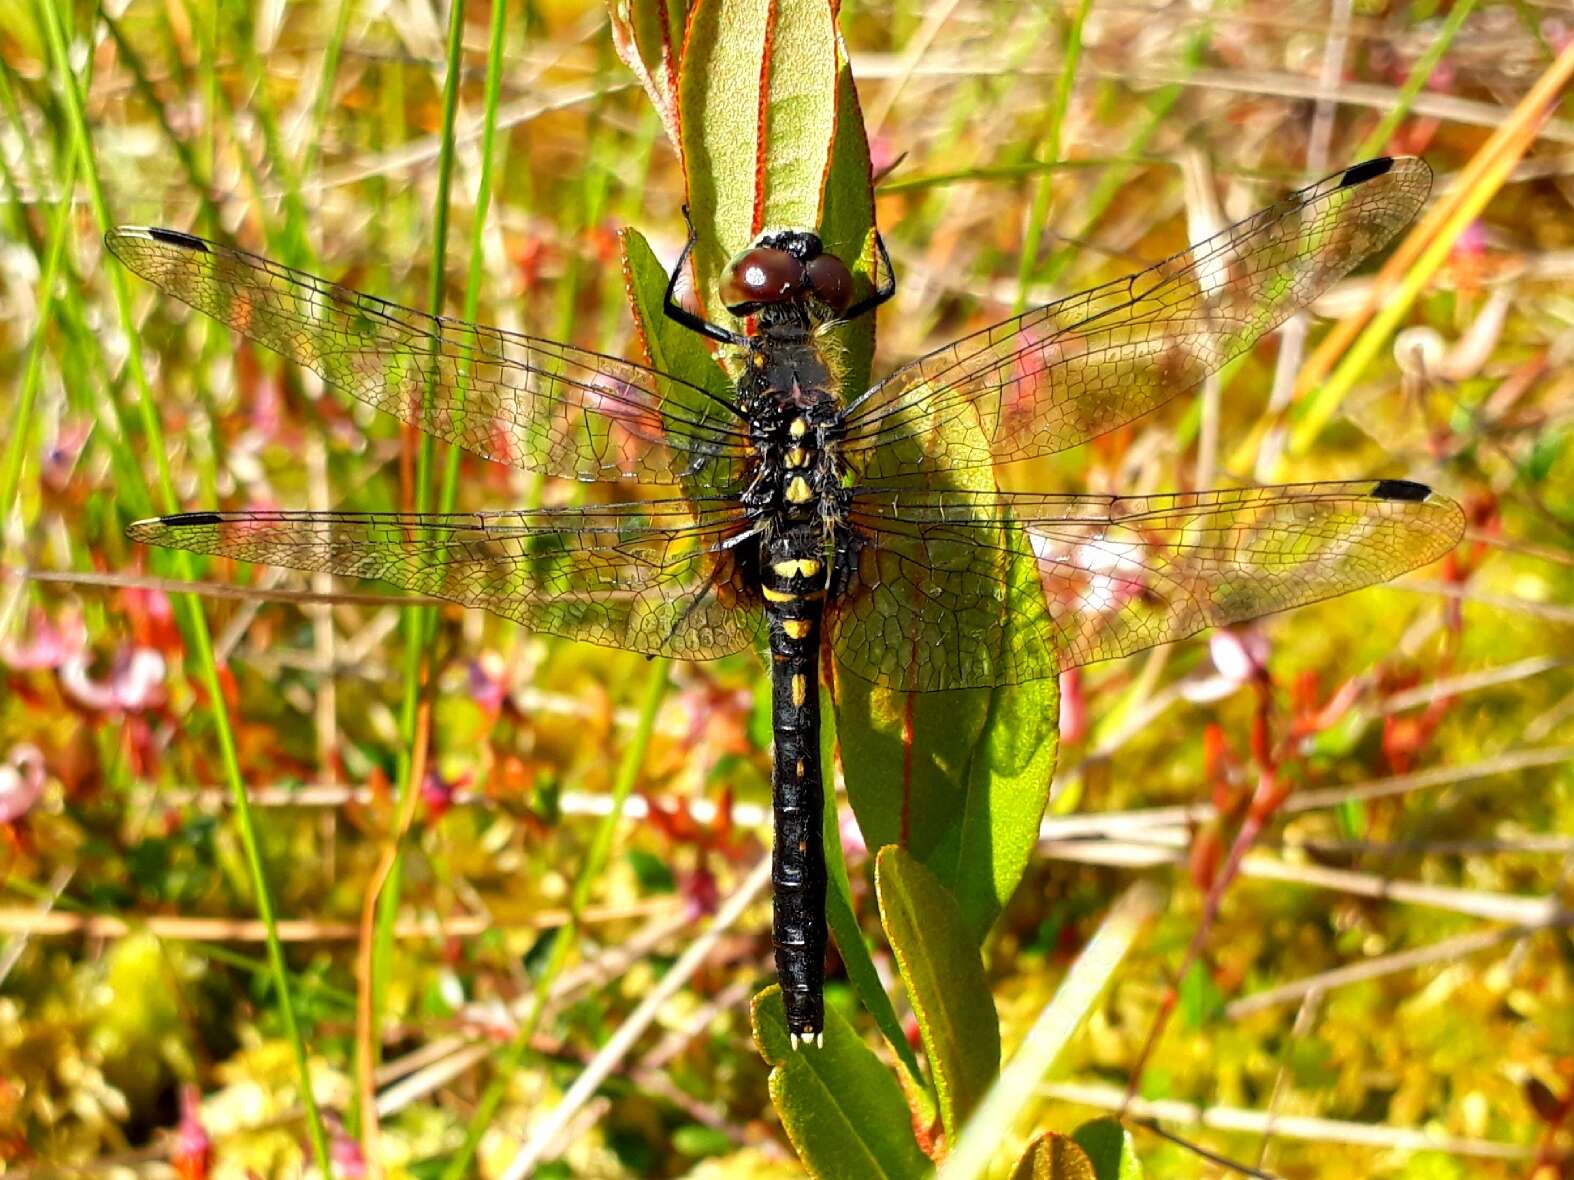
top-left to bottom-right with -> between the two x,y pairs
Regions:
720,247 -> 803,311
804,254 -> 853,313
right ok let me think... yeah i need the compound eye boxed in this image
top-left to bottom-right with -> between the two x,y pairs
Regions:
720,247 -> 803,311
804,253 -> 853,314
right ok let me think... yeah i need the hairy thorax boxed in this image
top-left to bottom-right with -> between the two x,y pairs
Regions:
737,331 -> 849,528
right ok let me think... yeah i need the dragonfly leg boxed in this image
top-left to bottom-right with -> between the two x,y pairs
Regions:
665,206 -> 751,347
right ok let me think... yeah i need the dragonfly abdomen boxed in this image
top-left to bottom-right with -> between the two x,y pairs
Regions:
762,538 -> 830,1043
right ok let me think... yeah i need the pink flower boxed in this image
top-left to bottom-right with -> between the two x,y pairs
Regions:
1452,219 -> 1488,260
1209,629 -> 1269,685
421,767 -> 458,823
0,744 -> 45,824
467,652 -> 509,714
60,647 -> 166,712
838,806 -> 867,860
2,609 -> 87,670
869,134 -> 902,182
171,1084 -> 212,1180
327,1115 -> 366,1179
1058,668 -> 1086,745
1179,629 -> 1270,703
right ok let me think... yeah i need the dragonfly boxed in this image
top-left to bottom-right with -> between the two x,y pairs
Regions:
110,155 -> 1464,1047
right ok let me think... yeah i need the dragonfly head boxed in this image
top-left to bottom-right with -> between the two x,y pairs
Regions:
719,228 -> 853,321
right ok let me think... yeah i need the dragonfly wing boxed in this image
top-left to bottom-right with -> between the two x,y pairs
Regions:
831,480 -> 1464,691
840,158 -> 1430,481
107,227 -> 749,488
129,500 -> 766,661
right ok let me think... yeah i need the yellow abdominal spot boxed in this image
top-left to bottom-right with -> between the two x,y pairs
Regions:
786,476 -> 813,503
772,557 -> 822,579
789,417 -> 808,439
796,758 -> 805,777
785,446 -> 808,467
782,618 -> 812,639
763,585 -> 798,603
792,674 -> 807,707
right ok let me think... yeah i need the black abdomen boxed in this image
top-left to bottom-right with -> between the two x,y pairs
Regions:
761,534 -> 829,1041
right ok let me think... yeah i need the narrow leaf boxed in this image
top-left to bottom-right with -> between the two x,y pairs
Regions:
619,225 -> 731,401
876,846 -> 1000,1141
820,686 -> 928,1086
609,0 -> 682,143
677,0 -> 772,309
1178,961 -> 1224,1030
619,225 -> 741,492
753,987 -> 932,1180
818,50 -> 878,394
938,883 -> 1161,1180
758,0 -> 837,232
1009,1133 -> 1097,1180
677,0 -> 841,322
1071,1119 -> 1144,1180
839,674 -> 1059,945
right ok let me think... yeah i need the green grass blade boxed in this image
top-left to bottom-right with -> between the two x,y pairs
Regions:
372,0 -> 475,1074
302,0 -> 353,180
1011,0 -> 1092,315
441,0 -> 511,514
101,12 -> 220,225
1355,0 -> 1480,158
0,144 -> 74,520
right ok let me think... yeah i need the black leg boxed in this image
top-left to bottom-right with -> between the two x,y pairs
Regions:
840,231 -> 897,322
664,206 -> 750,347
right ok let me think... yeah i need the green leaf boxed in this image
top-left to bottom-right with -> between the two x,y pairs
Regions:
757,0 -> 837,232
838,672 -> 1059,945
876,847 -> 1000,1141
677,0 -> 835,314
835,423 -> 1061,944
625,848 -> 675,893
1009,1133 -> 1097,1180
752,987 -> 932,1180
619,224 -> 732,402
820,687 -> 928,1087
678,0 -> 770,304
940,884 -> 1161,1179
618,224 -> 740,490
1071,1119 -> 1144,1180
818,51 -> 878,395
607,0 -> 684,141
672,1123 -> 733,1157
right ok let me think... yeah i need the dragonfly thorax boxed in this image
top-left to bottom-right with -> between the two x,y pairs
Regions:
738,342 -> 847,534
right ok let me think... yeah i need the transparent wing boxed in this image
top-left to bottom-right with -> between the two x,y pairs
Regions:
829,479 -> 1464,691
107,227 -> 750,487
128,500 -> 766,661
840,158 -> 1431,481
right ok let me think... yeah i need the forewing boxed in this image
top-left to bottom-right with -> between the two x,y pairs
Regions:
128,500 -> 765,661
840,158 -> 1431,481
106,227 -> 749,487
831,480 -> 1464,691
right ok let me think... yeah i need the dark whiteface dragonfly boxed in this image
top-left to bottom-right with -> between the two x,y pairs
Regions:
110,155 -> 1464,1047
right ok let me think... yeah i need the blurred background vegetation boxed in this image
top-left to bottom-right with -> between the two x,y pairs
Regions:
1,0 -> 1572,1175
